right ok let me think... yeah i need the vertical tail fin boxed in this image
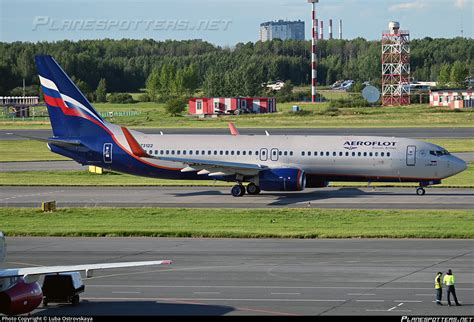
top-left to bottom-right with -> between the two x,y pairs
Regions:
35,55 -> 106,138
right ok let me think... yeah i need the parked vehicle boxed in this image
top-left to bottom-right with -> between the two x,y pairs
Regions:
42,272 -> 85,306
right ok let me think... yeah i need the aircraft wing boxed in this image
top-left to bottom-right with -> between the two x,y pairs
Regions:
155,156 -> 267,177
0,260 -> 171,278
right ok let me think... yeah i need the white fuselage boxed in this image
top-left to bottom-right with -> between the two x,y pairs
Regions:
131,133 -> 467,183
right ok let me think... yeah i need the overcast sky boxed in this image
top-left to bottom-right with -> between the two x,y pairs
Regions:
1,0 -> 472,45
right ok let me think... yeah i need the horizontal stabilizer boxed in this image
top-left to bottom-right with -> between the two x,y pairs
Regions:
5,133 -> 83,148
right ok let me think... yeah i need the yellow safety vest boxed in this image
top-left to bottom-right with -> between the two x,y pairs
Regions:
443,274 -> 455,286
435,274 -> 442,289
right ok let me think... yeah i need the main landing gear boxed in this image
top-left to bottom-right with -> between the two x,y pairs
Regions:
231,183 -> 261,197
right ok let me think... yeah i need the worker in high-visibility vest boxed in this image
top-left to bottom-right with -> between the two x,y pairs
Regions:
435,272 -> 443,305
443,269 -> 461,306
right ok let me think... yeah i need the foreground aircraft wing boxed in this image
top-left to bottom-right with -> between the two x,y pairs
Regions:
0,260 -> 172,279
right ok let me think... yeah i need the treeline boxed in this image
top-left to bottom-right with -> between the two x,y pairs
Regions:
0,37 -> 472,99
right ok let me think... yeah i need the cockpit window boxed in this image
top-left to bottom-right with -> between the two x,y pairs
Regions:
430,150 -> 450,157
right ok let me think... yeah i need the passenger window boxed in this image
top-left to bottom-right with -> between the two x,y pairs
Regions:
326,152 -> 330,156
225,151 -> 229,155
339,152 -> 343,156
381,152 -> 385,157
236,151 -> 240,156
363,152 -> 367,157
243,151 -> 247,156
196,150 -> 199,155
375,152 -> 378,157
189,150 -> 193,155
333,152 -> 336,156
387,152 -> 391,157
177,150 -> 181,155
218,151 -> 222,155
369,152 -> 373,157
308,151 -> 312,156
284,151 -> 288,156
160,150 -> 164,155
314,152 -> 318,156
249,151 -> 252,156
256,151 -> 259,156
290,151 -> 293,156
352,152 -> 355,156
345,152 -> 349,156
302,151 -> 305,156
166,150 -> 169,155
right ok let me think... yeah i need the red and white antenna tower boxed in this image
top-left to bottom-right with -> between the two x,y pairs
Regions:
308,0 -> 319,103
381,21 -> 410,106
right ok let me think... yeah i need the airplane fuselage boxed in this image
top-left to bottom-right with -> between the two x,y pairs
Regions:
102,131 -> 466,185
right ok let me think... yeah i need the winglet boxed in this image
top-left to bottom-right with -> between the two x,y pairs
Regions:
228,122 -> 239,136
121,127 -> 149,158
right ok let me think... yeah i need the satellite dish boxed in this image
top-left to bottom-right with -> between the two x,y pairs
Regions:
362,85 -> 381,104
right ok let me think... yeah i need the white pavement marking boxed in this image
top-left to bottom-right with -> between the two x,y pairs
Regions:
111,291 -> 141,294
270,293 -> 301,295
193,292 -> 221,295
83,297 -> 347,302
356,300 -> 385,302
395,300 -> 422,303
347,293 -> 375,296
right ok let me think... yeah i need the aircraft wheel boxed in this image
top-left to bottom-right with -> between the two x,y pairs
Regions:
416,187 -> 426,196
231,184 -> 245,197
247,183 -> 261,195
71,295 -> 80,306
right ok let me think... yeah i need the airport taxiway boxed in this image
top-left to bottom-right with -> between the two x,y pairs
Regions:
1,186 -> 473,209
2,127 -> 474,140
3,237 -> 472,316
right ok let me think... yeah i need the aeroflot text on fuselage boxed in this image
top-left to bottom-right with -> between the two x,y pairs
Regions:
343,141 -> 397,150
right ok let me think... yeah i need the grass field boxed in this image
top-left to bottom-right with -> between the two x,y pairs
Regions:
0,138 -> 472,162
0,101 -> 472,129
0,162 -> 472,187
0,208 -> 472,238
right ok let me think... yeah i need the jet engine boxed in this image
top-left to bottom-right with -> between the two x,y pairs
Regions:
259,168 -> 306,191
0,280 -> 43,315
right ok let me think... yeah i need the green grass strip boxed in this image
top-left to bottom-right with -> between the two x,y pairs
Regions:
1,208 -> 472,239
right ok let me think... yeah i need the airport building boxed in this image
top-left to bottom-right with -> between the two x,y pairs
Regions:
259,20 -> 305,41
189,97 -> 277,116
429,90 -> 474,109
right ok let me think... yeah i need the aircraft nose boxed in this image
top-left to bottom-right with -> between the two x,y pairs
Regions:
451,156 -> 468,175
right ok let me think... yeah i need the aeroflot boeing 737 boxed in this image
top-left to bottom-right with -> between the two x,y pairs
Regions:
32,55 -> 467,197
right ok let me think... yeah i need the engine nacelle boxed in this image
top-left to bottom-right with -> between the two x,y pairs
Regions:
0,280 -> 43,315
259,168 -> 305,191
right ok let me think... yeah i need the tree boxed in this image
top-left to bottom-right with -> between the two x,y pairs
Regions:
450,61 -> 468,88
164,98 -> 186,116
437,64 -> 451,87
146,68 -> 160,102
95,78 -> 107,102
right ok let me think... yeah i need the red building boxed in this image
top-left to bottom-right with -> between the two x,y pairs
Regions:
430,90 -> 473,109
189,97 -> 277,115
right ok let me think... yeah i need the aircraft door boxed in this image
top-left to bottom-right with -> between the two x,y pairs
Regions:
406,145 -> 416,166
103,143 -> 113,164
270,148 -> 279,161
259,148 -> 268,161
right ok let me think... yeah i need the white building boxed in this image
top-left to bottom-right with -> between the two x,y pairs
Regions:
259,20 -> 305,42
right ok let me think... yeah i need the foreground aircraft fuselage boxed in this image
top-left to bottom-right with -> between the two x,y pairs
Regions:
35,55 -> 467,197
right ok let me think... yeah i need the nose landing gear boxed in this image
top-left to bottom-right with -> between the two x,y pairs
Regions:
416,187 -> 426,196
